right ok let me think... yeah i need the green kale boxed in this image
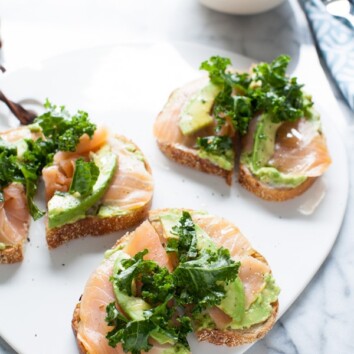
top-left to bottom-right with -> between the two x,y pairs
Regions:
200,54 -> 313,135
35,99 -> 96,152
106,297 -> 191,353
105,302 -> 129,348
168,211 -> 198,261
173,247 -> 239,312
112,249 -> 159,297
0,140 -> 50,220
107,254 -> 190,353
0,100 -> 97,220
69,158 -> 99,197
199,56 -> 232,86
106,213 -> 241,351
196,136 -> 233,156
251,55 -> 313,123
141,267 -> 175,305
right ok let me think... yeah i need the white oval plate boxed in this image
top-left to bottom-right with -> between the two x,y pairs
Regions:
0,42 -> 348,354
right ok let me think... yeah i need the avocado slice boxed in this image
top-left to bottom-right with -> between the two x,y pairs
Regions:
159,211 -> 216,252
251,114 -> 281,170
111,251 -> 151,321
230,275 -> 280,330
217,276 -> 245,323
47,145 -> 117,229
179,83 -> 221,135
241,114 -> 307,187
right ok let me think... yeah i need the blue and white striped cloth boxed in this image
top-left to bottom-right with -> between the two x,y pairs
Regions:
300,0 -> 354,110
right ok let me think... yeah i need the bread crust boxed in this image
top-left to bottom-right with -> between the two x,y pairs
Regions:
158,141 -> 233,185
72,209 -> 279,352
46,199 -> 152,249
0,244 -> 24,264
45,136 -> 153,249
196,250 -> 278,346
72,302 -> 86,354
239,164 -> 317,202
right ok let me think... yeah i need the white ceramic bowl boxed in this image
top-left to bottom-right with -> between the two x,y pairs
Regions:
199,0 -> 285,15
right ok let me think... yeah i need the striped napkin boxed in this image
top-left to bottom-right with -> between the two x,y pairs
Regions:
300,0 -> 354,110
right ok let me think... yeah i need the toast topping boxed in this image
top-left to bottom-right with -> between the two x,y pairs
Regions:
0,183 -> 29,247
48,145 -> 117,228
76,209 -> 279,352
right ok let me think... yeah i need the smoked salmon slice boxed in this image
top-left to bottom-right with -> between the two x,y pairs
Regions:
0,126 -> 34,263
0,183 -> 29,247
153,78 -> 213,149
76,221 -> 175,354
269,118 -> 332,177
42,126 -> 108,201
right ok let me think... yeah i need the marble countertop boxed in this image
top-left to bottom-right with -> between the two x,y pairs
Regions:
0,0 -> 353,353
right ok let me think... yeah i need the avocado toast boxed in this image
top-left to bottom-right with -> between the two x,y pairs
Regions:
0,126 -> 45,263
154,55 -> 331,201
72,208 -> 279,353
41,109 -> 153,248
0,101 -> 153,261
154,76 -> 235,185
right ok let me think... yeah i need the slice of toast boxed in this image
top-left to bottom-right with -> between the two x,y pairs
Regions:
238,164 -> 317,202
0,183 -> 30,264
0,127 -> 38,264
45,135 -> 153,248
0,244 -> 24,264
149,209 -> 279,347
196,249 -> 279,346
238,114 -> 331,202
154,78 -> 234,185
72,209 -> 279,351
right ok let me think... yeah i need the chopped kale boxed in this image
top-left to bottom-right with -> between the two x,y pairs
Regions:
35,99 -> 96,152
200,54 -> 313,135
106,212 -> 241,352
196,136 -> 233,155
0,100 -> 97,220
168,211 -> 198,261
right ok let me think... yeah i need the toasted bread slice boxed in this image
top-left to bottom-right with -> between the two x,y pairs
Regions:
149,209 -> 279,347
45,134 -> 153,248
72,209 -> 279,352
239,115 -> 331,202
0,183 -> 30,264
154,79 -> 234,185
196,249 -> 278,346
0,127 -> 39,264
158,141 -> 233,185
238,164 -> 317,202
0,244 -> 24,264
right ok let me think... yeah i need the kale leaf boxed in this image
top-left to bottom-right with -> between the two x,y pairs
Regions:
168,211 -> 198,261
200,56 -> 232,86
0,139 -> 53,220
106,212 -> 241,351
106,297 -> 192,353
173,247 -> 239,312
107,251 -> 190,353
35,99 -> 96,152
69,158 -> 99,197
105,302 -> 129,348
0,100 -> 97,220
200,54 -> 313,135
196,136 -> 233,156
251,55 -> 313,123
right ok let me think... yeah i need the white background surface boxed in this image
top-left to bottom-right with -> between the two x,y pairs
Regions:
0,42 -> 349,354
0,1 -> 353,353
